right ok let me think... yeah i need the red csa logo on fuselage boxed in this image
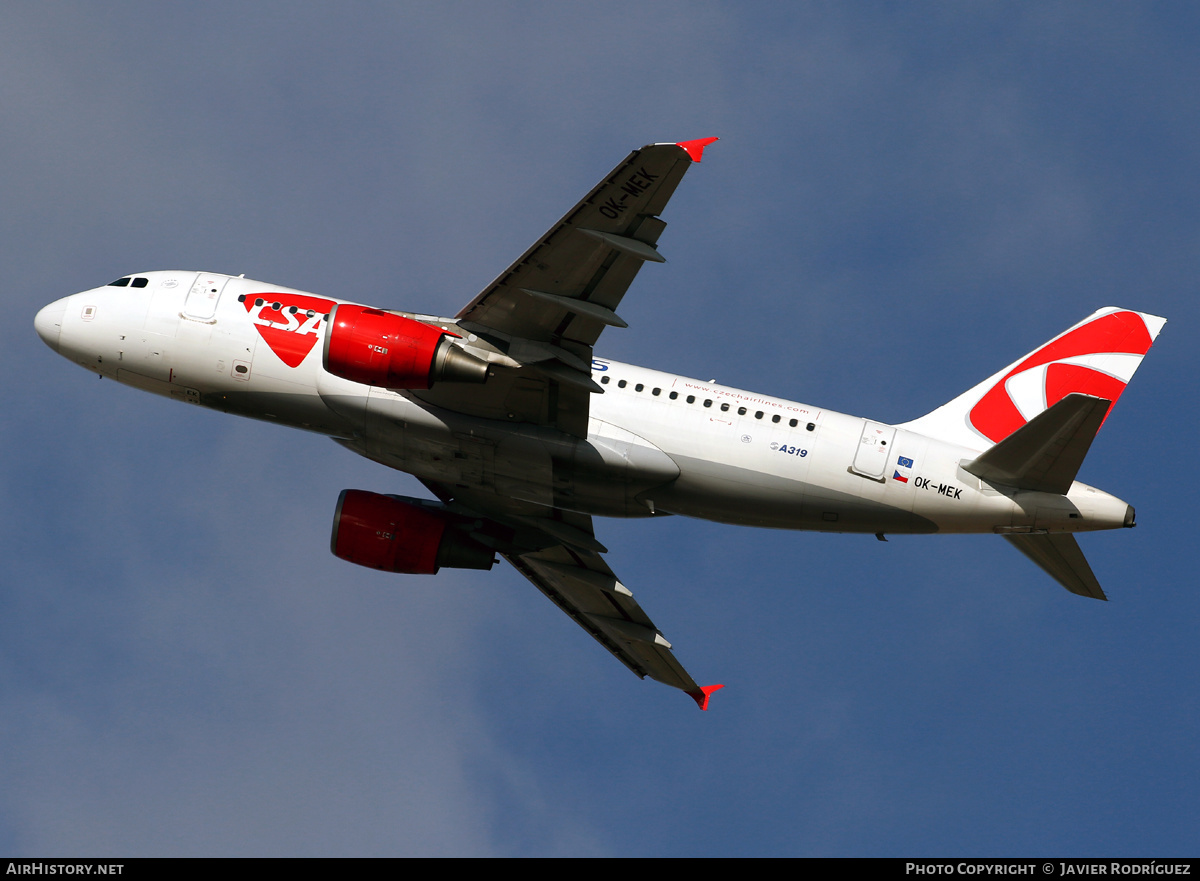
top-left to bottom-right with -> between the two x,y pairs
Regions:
243,293 -> 336,368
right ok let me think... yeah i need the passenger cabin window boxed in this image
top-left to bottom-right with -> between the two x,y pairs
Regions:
669,391 -> 678,400
789,418 -> 798,427
618,380 -> 627,388
772,414 -> 781,423
635,383 -> 644,392
755,411 -> 763,419
720,402 -> 730,412
600,376 -> 610,384
738,407 -> 746,415
652,388 -> 661,396
686,395 -> 695,404
703,399 -> 712,408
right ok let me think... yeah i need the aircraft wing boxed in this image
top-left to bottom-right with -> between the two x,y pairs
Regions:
421,480 -> 721,709
456,138 -> 717,343
413,139 -> 716,437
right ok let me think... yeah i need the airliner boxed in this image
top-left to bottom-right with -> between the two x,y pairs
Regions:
33,139 -> 1165,709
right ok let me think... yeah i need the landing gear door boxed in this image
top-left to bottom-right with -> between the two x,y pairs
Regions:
851,421 -> 896,480
183,274 -> 229,322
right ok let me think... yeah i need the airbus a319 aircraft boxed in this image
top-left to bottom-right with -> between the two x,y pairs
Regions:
35,139 -> 1165,709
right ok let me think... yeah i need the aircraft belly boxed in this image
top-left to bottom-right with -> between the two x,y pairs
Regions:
549,422 -> 680,517
654,454 -> 938,533
335,394 -> 679,517
201,389 -> 354,434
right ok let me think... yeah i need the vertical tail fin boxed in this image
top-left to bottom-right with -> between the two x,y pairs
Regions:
900,307 -> 1166,451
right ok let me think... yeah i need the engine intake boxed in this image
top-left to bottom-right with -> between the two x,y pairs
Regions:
331,489 -> 495,574
323,303 -> 489,389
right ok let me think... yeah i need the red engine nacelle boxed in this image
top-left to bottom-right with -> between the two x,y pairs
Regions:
322,303 -> 489,389
331,489 -> 495,575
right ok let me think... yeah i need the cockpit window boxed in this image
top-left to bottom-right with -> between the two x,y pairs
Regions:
108,277 -> 130,287
107,276 -> 149,288
131,277 -> 148,288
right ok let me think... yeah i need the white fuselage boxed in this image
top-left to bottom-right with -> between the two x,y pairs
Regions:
35,271 -> 1132,537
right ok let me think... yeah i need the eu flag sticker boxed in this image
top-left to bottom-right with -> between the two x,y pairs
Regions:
893,455 -> 914,483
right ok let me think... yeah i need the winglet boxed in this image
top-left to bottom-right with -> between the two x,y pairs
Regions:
676,137 -> 719,162
687,684 -> 725,711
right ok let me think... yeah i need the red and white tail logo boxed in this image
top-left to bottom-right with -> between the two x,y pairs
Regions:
969,309 -> 1156,442
901,307 -> 1166,450
243,293 -> 336,368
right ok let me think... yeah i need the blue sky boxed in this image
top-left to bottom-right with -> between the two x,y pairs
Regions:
2,2 -> 1196,856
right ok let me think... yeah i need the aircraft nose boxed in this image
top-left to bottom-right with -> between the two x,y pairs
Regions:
34,297 -> 69,353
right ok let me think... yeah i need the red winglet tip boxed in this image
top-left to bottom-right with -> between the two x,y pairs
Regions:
676,137 -> 719,163
688,684 -> 725,711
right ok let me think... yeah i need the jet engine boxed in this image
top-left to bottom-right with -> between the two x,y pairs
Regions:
331,489 -> 496,574
322,304 -> 489,389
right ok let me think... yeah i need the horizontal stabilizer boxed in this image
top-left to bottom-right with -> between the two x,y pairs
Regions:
1004,533 -> 1107,600
963,394 -> 1111,494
